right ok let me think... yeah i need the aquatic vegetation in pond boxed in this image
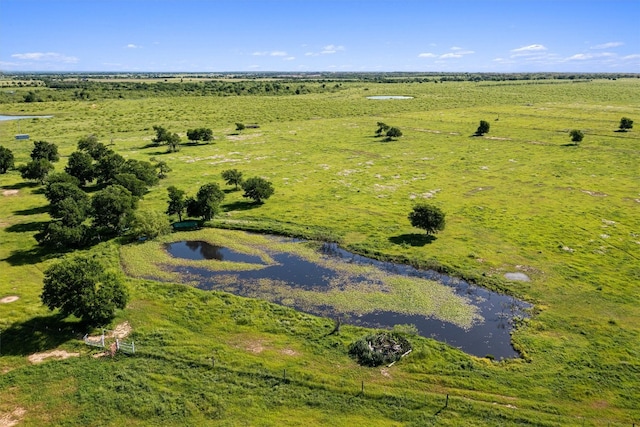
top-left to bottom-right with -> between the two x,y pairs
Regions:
148,231 -> 531,359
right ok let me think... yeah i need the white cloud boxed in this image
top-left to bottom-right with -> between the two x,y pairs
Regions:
440,53 -> 462,59
126,44 -> 141,49
623,54 -> 640,60
11,52 -> 78,63
418,53 -> 436,58
591,42 -> 623,50
321,44 -> 345,54
284,56 -> 295,61
511,44 -> 547,53
566,52 -> 616,61
450,46 -> 463,51
253,50 -> 288,57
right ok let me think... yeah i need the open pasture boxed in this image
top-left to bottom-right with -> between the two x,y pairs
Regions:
0,78 -> 639,425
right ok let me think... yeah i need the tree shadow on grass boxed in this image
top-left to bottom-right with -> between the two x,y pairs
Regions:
2,245 -> 63,266
1,181 -> 39,191
4,220 -> 47,234
389,233 -> 436,247
0,314 -> 83,357
222,200 -> 260,212
13,205 -> 49,216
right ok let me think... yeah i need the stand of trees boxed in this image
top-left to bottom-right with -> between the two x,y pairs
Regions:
34,135 -> 169,249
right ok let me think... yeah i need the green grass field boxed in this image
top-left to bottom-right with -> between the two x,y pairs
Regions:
1,78 -> 639,426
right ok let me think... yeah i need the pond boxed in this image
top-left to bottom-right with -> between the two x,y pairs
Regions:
166,240 -> 531,359
366,96 -> 414,100
0,114 -> 53,121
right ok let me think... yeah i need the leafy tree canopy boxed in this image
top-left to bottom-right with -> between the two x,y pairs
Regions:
45,182 -> 91,223
41,256 -> 128,325
221,169 -> 243,190
19,159 -> 54,184
570,129 -> 584,143
476,120 -> 490,136
31,140 -> 59,162
114,173 -> 148,198
91,184 -> 137,233
187,127 -> 213,142
375,122 -> 390,136
0,145 -> 15,174
187,183 -> 225,221
242,176 -> 274,204
65,151 -> 95,185
408,203 -> 446,235
129,209 -> 172,240
166,185 -> 187,221
386,127 -> 403,139
619,117 -> 633,131
94,151 -> 125,184
78,134 -> 109,160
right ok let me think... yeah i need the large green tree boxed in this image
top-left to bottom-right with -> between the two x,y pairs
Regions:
619,117 -> 633,132
375,122 -> 390,137
187,128 -> 213,143
19,159 -> 54,184
94,151 -> 125,184
41,256 -> 128,325
476,120 -> 490,136
408,203 -> 446,236
186,183 -> 225,221
45,182 -> 91,224
65,151 -> 95,185
31,140 -> 59,162
570,129 -> 584,144
0,145 -> 14,174
121,159 -> 159,186
78,135 -> 109,160
242,176 -> 274,204
385,127 -> 403,140
221,169 -> 243,190
166,186 -> 187,221
91,184 -> 137,233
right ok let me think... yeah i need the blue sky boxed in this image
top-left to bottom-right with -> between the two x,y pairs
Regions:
1,0 -> 638,72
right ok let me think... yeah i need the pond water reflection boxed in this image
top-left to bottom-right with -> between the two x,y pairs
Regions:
165,240 -> 531,359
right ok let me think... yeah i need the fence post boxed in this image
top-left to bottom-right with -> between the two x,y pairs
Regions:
131,341 -> 135,354
116,339 -> 120,351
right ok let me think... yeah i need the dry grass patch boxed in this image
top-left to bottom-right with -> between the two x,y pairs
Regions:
27,350 -> 80,364
0,407 -> 26,427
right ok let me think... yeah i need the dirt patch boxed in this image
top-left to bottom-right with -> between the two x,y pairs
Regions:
28,350 -> 80,364
485,136 -> 511,141
110,321 -> 132,339
0,296 -> 19,304
0,407 -> 26,427
581,189 -> 608,197
280,348 -> 299,356
245,341 -> 264,354
2,190 -> 18,197
380,368 -> 391,378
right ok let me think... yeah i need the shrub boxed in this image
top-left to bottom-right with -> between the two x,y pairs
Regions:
348,332 -> 412,367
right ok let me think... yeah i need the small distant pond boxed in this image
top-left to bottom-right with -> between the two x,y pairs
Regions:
366,96 -> 414,100
166,240 -> 531,359
0,114 -> 53,121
